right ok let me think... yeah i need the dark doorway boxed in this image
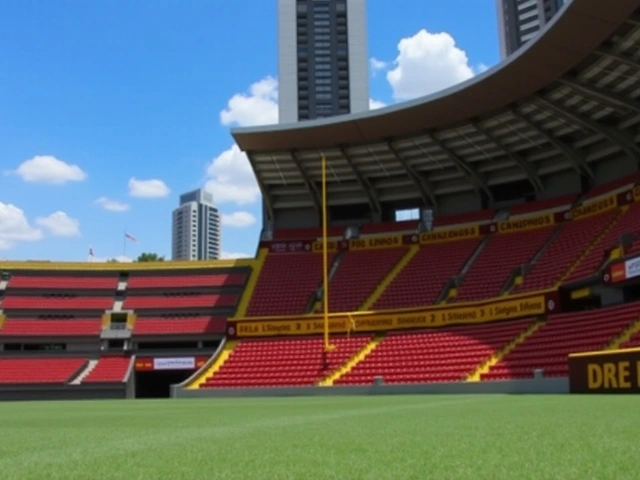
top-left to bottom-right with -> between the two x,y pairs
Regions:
134,370 -> 195,398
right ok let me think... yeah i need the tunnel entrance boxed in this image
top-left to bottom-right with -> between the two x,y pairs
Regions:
134,369 -> 195,398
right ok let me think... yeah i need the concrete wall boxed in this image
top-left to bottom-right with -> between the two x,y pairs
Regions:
0,384 -> 128,402
274,207 -> 319,230
171,377 -> 569,399
540,171 -> 581,199
437,191 -> 483,216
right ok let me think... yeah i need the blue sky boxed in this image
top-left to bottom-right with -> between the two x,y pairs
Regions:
0,0 -> 499,262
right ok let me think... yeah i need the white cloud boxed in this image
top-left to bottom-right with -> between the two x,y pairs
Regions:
205,144 -> 260,205
220,76 -> 278,127
128,177 -> 170,198
369,98 -> 386,110
475,62 -> 490,74
221,211 -> 257,228
370,57 -> 389,75
35,211 -> 80,237
11,155 -> 87,185
0,203 -> 42,249
221,251 -> 252,259
386,29 -> 475,101
95,197 -> 130,212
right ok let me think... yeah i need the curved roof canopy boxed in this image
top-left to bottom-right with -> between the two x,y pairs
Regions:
232,0 -> 640,218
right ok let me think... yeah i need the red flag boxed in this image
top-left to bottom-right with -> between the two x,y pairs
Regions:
125,233 -> 137,242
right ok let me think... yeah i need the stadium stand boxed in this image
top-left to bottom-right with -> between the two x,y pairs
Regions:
83,356 -> 131,383
7,274 -> 118,290
454,227 -> 555,302
0,317 -> 101,336
127,272 -> 246,289
246,252 -> 336,316
373,238 -> 480,309
122,293 -> 237,310
515,209 -> 620,292
335,319 -> 534,385
0,358 -> 86,384
481,302 -> 640,380
564,202 -> 640,283
199,335 -> 373,388
3,0 -> 640,400
321,247 -> 408,312
1,295 -> 114,310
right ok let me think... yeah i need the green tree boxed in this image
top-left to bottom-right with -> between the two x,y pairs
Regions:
106,258 -> 119,263
136,252 -> 165,262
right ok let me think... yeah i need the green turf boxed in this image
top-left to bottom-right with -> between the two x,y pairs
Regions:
0,395 -> 638,479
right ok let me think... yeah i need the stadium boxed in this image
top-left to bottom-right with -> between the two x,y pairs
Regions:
2,0 -> 640,477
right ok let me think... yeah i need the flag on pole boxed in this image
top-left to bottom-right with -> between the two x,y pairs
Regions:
124,233 -> 137,242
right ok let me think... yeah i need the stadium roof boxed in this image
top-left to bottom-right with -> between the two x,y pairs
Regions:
232,0 -> 640,218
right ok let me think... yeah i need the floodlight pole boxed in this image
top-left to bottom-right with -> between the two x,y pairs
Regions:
321,156 -> 335,352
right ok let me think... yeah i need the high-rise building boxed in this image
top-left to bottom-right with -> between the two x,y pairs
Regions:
497,0 -> 566,59
278,0 -> 369,124
171,189 -> 221,261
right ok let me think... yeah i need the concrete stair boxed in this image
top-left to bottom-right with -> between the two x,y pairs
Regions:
466,320 -> 544,382
360,245 -> 420,311
70,359 -> 98,385
318,334 -> 385,386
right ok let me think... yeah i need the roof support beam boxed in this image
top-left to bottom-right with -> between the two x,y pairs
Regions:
386,140 -> 437,208
338,146 -> 381,214
470,122 -> 543,192
427,133 -> 494,202
246,152 -> 275,221
290,150 -> 321,214
534,95 -> 640,161
595,48 -> 640,70
511,109 -> 595,181
557,77 -> 640,115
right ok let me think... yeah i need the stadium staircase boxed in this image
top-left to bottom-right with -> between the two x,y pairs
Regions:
311,251 -> 346,313
234,248 -> 267,317
566,203 -> 640,283
466,319 -> 544,381
515,209 -> 619,293
196,335 -> 373,388
558,208 -> 626,285
444,235 -> 492,303
454,228 -> 555,303
359,246 -> 420,310
501,222 -> 566,296
373,238 -> 480,310
606,316 -> 640,350
187,340 -> 238,389
70,359 -> 98,385
318,334 -> 385,386
82,356 -> 132,383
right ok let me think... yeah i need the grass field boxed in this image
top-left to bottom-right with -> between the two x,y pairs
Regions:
1,394 -> 638,479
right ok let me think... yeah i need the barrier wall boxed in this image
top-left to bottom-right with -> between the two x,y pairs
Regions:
568,347 -> 640,394
228,291 -> 559,338
172,377 -> 569,399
